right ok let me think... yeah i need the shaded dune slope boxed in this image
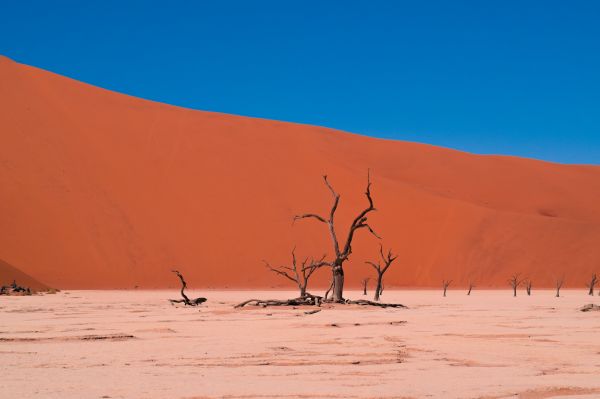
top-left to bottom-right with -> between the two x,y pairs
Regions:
0,259 -> 49,291
1,55 -> 599,289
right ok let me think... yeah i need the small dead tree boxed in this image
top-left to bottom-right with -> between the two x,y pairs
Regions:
366,244 -> 397,301
588,274 -> 597,296
508,274 -> 524,297
169,270 -> 207,306
467,281 -> 474,295
525,280 -> 532,296
361,277 -> 370,295
555,276 -> 564,297
264,248 -> 326,297
294,171 -> 379,302
324,280 -> 334,300
442,280 -> 452,297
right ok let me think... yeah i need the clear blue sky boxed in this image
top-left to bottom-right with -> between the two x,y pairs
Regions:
1,1 -> 599,164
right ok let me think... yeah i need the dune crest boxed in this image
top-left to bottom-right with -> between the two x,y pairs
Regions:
1,56 -> 599,289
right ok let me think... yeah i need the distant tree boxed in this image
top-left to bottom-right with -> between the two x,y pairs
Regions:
467,281 -> 474,296
588,273 -> 597,296
555,276 -> 565,298
264,247 -> 326,297
365,244 -> 397,301
525,280 -> 532,296
442,280 -> 452,297
508,274 -> 524,297
361,277 -> 370,295
294,172 -> 379,302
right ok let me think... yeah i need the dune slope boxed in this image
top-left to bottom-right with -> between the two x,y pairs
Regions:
1,55 -> 599,289
0,259 -> 49,291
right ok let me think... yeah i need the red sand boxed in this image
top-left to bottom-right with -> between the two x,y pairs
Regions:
1,55 -> 599,289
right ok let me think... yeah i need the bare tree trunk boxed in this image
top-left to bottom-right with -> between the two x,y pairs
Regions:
513,286 -> 517,297
332,264 -> 344,302
588,274 -> 597,296
299,285 -> 307,297
556,278 -> 564,297
442,280 -> 452,297
374,274 -> 383,301
361,278 -> 370,295
467,285 -> 473,295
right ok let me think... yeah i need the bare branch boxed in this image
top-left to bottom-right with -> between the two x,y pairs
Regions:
365,261 -> 381,272
323,175 -> 340,222
293,213 -> 327,224
264,260 -> 297,283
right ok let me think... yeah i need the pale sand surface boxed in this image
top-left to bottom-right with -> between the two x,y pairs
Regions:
1,290 -> 599,399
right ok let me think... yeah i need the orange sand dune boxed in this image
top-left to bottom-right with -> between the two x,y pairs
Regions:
0,259 -> 49,291
1,55 -> 599,289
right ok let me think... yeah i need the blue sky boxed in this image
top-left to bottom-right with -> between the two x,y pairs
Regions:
1,1 -> 599,164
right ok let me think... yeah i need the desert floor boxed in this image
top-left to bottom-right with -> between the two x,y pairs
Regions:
1,289 -> 600,399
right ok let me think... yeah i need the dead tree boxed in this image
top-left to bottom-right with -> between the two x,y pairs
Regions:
588,274 -> 597,296
508,274 -> 524,297
442,280 -> 452,297
467,281 -> 474,295
366,244 -> 397,301
264,248 -> 326,297
525,280 -> 532,296
169,270 -> 207,306
294,171 -> 379,302
555,276 -> 564,297
361,277 -> 370,295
